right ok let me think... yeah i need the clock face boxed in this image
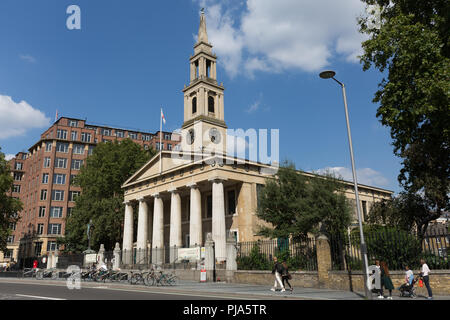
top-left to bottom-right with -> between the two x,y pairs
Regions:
209,128 -> 221,144
186,129 -> 195,145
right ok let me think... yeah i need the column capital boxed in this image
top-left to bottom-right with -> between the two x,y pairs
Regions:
137,197 -> 147,203
123,200 -> 133,205
152,193 -> 161,198
168,187 -> 179,193
187,182 -> 199,189
208,176 -> 228,183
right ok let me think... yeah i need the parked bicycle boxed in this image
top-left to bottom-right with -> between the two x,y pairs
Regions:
36,268 -> 58,280
22,268 -> 38,278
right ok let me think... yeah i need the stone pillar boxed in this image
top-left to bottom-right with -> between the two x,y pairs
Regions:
169,189 -> 182,263
316,234 -> 332,288
188,183 -> 202,247
122,201 -> 134,265
113,242 -> 121,270
47,253 -> 53,270
204,233 -> 215,282
152,193 -> 164,265
136,197 -> 149,264
209,177 -> 227,262
226,231 -> 237,283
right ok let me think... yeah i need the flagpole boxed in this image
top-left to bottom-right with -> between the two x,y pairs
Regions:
159,108 -> 163,175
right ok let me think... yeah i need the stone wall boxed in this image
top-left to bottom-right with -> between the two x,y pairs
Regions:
233,270 -> 319,288
327,269 -> 450,296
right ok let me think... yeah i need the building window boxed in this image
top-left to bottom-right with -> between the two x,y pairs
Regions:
57,129 -> 67,140
69,191 -> 80,202
71,131 -> 78,141
7,235 -> 14,243
69,174 -> 77,185
48,224 -> 61,235
56,142 -> 69,153
44,157 -> 51,168
68,120 -> 78,127
53,173 -> 66,185
14,162 -> 23,170
9,222 -> 16,231
128,132 -> 137,139
164,133 -> 171,140
67,207 -> 73,217
38,206 -> 46,217
116,131 -> 124,138
362,201 -> 368,221
4,250 -> 12,259
71,159 -> 83,170
37,224 -> 44,235
208,96 -> 215,113
47,241 -> 59,251
51,190 -> 65,201
88,145 -> 95,155
227,190 -> 236,215
192,97 -> 197,114
42,173 -> 49,184
34,242 -> 43,256
13,185 -> 21,193
101,128 -> 111,136
73,144 -> 84,155
167,144 -> 172,150
50,207 -> 63,218
45,143 -> 52,152
13,172 -> 23,181
81,132 -> 91,143
40,189 -> 47,201
55,157 -> 67,168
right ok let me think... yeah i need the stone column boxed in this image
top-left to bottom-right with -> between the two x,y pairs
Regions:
47,253 -> 53,270
209,177 -> 227,262
152,193 -> 164,265
113,243 -> 121,270
136,197 -> 149,264
316,234 -> 332,288
169,189 -> 182,263
204,233 -> 215,282
98,244 -> 105,265
226,232 -> 237,283
188,183 -> 202,247
122,201 -> 134,265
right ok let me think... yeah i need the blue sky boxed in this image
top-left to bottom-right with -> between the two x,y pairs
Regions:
0,0 -> 402,192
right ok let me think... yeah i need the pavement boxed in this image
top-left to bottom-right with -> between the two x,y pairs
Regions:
0,277 -> 448,300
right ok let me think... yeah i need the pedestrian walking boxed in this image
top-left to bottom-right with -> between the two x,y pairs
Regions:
420,259 -> 433,300
281,261 -> 293,292
380,261 -> 394,299
374,260 -> 384,299
270,257 -> 285,292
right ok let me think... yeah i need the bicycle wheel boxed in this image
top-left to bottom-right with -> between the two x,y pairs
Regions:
167,275 -> 178,286
36,271 -> 43,280
145,273 -> 156,286
130,273 -> 140,285
51,270 -> 58,280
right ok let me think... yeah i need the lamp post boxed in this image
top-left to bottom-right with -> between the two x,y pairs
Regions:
319,70 -> 371,299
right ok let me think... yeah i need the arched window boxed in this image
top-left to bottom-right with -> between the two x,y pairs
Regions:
192,97 -> 197,114
208,96 -> 215,113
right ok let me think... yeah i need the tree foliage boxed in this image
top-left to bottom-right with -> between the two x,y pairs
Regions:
0,148 -> 22,252
358,0 -> 450,224
256,161 -> 352,240
61,139 -> 154,252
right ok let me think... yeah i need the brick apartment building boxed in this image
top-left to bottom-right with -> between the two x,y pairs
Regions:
2,117 -> 179,266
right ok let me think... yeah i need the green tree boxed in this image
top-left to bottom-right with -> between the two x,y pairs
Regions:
0,148 -> 22,252
61,139 -> 154,252
256,161 -> 352,240
358,1 -> 450,232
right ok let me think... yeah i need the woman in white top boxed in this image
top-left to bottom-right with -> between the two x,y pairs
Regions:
420,259 -> 433,299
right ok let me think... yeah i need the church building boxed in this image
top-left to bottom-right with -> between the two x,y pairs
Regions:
120,12 -> 393,265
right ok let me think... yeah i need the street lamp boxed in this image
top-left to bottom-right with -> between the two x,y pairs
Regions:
319,70 -> 371,299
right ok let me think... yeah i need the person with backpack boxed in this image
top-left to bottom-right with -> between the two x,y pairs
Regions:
281,261 -> 293,292
270,256 -> 285,292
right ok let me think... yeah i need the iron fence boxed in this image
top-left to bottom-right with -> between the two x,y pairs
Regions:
56,253 -> 84,269
329,228 -> 449,271
121,246 -> 197,269
236,238 -> 317,271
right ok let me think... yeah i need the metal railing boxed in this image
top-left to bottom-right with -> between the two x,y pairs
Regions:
329,228 -> 449,271
236,238 -> 317,271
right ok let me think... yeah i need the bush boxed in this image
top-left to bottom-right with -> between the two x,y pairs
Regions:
236,244 -> 271,270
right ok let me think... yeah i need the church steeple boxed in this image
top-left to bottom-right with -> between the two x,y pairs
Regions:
181,10 -> 227,155
197,11 -> 209,44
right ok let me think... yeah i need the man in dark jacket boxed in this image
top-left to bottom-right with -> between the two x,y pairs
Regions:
270,257 -> 285,292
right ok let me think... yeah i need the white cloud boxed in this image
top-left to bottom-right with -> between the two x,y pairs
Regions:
195,0 -> 368,77
5,154 -> 15,161
0,95 -> 51,139
315,166 -> 390,188
19,54 -> 37,63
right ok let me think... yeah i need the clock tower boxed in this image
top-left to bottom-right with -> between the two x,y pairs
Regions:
181,11 -> 226,155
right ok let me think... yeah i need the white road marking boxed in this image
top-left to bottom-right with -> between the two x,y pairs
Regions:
16,294 -> 66,300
